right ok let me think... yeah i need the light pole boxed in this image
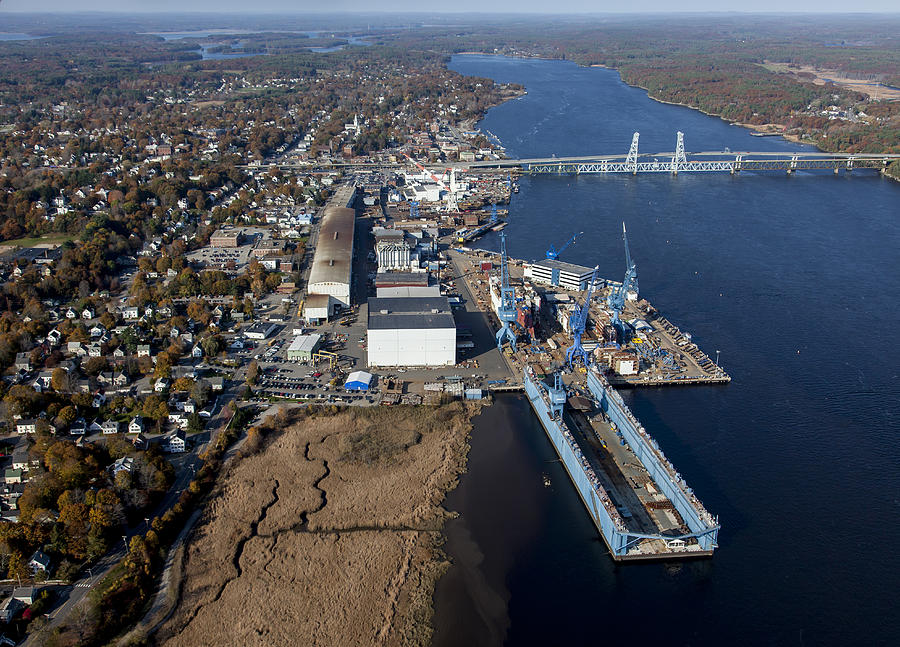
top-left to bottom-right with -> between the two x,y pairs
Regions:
715,350 -> 721,368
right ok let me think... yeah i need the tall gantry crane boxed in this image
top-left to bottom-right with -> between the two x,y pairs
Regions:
546,231 -> 583,260
622,222 -> 638,297
606,222 -> 638,342
565,266 -> 600,368
495,232 -> 519,351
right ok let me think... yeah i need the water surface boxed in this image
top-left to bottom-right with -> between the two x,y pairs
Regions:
434,54 -> 900,647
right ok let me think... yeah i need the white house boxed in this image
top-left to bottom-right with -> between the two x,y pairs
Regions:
162,430 -> 186,453
16,419 -> 37,435
128,416 -> 144,434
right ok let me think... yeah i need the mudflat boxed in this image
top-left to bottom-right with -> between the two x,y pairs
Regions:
156,402 -> 478,647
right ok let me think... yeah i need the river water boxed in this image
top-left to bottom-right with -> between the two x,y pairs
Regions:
433,55 -> 900,647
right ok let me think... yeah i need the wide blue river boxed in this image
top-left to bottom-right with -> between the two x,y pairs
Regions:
433,55 -> 900,647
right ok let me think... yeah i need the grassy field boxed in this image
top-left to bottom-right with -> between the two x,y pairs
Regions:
1,233 -> 75,247
157,402 -> 481,647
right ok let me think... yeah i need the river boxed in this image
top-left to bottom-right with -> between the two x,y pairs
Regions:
433,55 -> 900,647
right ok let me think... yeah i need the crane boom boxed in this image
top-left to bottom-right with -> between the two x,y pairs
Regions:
546,231 -> 583,260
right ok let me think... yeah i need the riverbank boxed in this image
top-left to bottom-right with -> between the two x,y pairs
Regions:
154,402 -> 480,647
451,52 -> 897,180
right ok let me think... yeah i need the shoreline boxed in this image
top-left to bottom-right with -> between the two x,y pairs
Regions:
451,51 -> 898,181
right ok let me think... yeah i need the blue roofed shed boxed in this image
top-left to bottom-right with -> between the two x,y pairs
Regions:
344,371 -> 373,391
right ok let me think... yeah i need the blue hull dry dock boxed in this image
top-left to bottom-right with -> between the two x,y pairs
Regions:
524,367 -> 719,561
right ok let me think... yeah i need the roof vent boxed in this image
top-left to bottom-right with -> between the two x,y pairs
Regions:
431,308 -> 440,313
329,260 -> 334,266
380,309 -> 389,315
334,232 -> 339,240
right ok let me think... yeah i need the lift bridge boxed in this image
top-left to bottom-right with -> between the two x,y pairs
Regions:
469,132 -> 900,176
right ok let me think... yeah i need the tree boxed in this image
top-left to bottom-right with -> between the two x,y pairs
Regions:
246,360 -> 259,385
51,367 -> 70,392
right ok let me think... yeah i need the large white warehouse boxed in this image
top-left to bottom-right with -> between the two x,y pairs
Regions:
307,206 -> 355,307
367,296 -> 456,367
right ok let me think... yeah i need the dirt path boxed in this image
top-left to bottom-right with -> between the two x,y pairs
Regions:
156,403 -> 477,647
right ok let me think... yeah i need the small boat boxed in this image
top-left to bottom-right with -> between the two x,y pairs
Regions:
543,474 -> 552,487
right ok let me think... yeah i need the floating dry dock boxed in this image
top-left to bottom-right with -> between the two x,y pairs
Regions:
524,366 -> 719,561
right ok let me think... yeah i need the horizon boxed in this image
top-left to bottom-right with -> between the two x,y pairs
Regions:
3,4 -> 900,15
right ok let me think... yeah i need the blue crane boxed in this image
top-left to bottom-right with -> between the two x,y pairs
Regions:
622,222 -> 638,297
410,200 -> 420,219
606,222 -> 638,342
565,265 -> 600,368
490,203 -> 498,224
546,231 -> 583,260
495,232 -> 519,351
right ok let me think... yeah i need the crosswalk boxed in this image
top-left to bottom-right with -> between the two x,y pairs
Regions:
75,580 -> 92,588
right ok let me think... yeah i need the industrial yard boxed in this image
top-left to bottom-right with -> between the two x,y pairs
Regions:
208,166 -> 727,562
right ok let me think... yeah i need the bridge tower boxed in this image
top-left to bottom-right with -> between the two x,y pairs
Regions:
495,232 -> 519,352
626,132 -> 640,175
671,131 -> 687,174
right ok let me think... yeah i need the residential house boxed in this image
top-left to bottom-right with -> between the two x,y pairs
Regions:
154,378 -> 170,393
28,550 -> 51,575
12,587 -> 34,605
110,456 -> 134,476
162,430 -> 186,453
14,353 -> 31,372
191,344 -> 203,359
16,419 -> 37,435
70,418 -> 87,435
4,470 -> 22,484
123,306 -> 139,320
128,416 -> 144,434
0,596 -> 23,623
82,307 -> 95,320
101,420 -> 120,435
131,433 -> 148,450
137,345 -> 151,358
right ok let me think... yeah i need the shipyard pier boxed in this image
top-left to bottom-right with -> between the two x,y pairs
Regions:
524,366 -> 719,560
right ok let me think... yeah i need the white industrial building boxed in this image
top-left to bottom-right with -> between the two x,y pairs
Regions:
525,259 -> 596,292
303,294 -> 335,323
308,206 -> 355,307
367,296 -> 456,367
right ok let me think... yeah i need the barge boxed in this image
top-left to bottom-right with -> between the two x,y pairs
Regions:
524,366 -> 719,561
